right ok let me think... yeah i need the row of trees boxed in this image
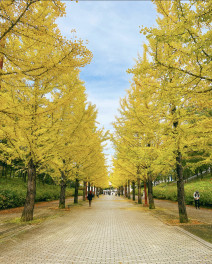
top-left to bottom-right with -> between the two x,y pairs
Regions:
111,0 -> 211,223
0,1 -> 109,221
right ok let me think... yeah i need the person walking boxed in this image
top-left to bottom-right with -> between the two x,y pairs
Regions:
193,191 -> 200,209
87,191 -> 94,207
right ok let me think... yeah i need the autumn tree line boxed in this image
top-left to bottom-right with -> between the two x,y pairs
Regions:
111,0 -> 211,223
0,1 -> 108,221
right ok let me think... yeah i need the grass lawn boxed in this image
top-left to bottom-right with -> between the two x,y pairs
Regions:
153,173 -> 212,208
181,225 -> 212,244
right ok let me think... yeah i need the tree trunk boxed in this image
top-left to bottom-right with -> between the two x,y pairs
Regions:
127,179 -> 131,199
0,38 -> 5,90
147,174 -> 155,209
121,186 -> 124,195
176,151 -> 188,223
172,105 -> 188,223
59,171 -> 66,209
21,159 -> 36,221
23,171 -> 27,183
5,165 -> 8,178
124,184 -> 127,197
137,177 -> 142,204
144,180 -> 148,206
88,182 -> 90,192
1,164 -> 4,177
83,181 -> 86,201
132,181 -> 135,201
200,169 -> 203,179
74,178 -> 79,204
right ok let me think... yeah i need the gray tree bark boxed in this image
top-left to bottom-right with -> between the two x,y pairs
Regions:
21,159 -> 36,221
147,174 -> 155,209
59,171 -> 66,209
74,178 -> 79,204
132,181 -> 135,201
127,179 -> 131,199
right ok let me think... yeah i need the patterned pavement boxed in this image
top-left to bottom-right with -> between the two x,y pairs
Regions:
0,195 -> 212,264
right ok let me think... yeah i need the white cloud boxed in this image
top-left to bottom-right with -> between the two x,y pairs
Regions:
87,94 -> 119,129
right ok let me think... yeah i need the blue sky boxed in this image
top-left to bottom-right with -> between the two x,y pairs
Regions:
57,1 -> 157,166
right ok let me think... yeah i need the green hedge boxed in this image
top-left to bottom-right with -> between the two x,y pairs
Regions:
153,178 -> 212,207
0,178 -> 82,210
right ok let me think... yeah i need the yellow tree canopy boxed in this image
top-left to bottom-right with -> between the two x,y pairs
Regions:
0,0 -> 92,172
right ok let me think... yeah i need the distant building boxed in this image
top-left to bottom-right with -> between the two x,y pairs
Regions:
103,189 -> 117,195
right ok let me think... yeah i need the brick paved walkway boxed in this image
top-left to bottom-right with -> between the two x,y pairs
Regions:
0,196 -> 212,264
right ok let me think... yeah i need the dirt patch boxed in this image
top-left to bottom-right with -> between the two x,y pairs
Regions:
165,219 -> 204,226
0,207 -> 24,214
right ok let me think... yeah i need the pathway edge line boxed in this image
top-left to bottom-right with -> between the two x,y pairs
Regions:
174,226 -> 212,250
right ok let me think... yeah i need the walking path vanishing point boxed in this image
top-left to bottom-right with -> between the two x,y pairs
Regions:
0,196 -> 212,264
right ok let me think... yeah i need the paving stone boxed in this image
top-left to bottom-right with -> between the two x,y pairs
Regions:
0,196 -> 212,263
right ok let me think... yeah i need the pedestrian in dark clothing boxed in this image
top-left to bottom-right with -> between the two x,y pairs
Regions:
193,191 -> 200,209
87,191 -> 94,207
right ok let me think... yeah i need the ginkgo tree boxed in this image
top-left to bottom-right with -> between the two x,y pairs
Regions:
79,135 -> 109,199
112,0 -> 211,223
138,0 -> 211,223
46,87 -> 109,209
0,0 -> 93,221
111,150 -> 137,200
142,0 -> 212,87
44,78 -> 89,208
112,109 -> 149,206
0,1 -> 92,83
141,0 -> 211,173
69,112 -> 109,204
111,46 -> 163,209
